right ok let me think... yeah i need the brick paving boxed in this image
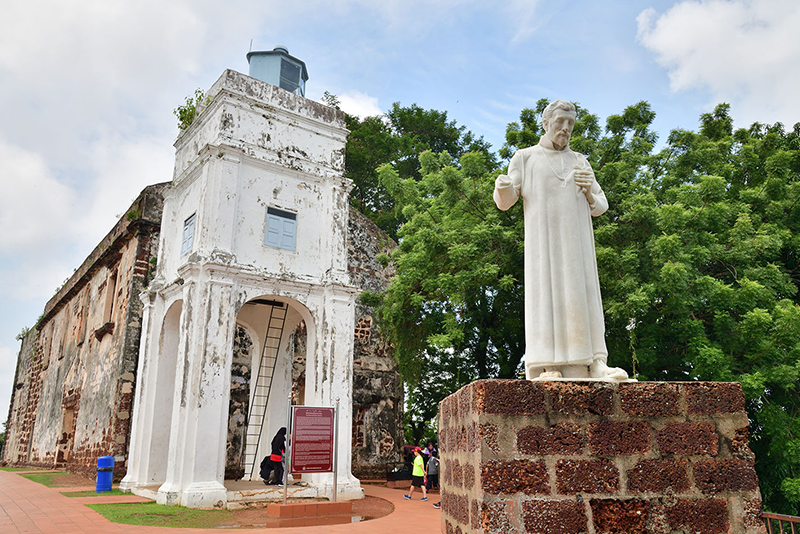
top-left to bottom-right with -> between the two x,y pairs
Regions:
0,470 -> 440,533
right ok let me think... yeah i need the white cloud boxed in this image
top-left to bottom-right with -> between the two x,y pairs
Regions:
637,0 -> 800,126
503,0 -> 544,44
0,141 -> 78,250
337,91 -> 384,118
78,135 -> 175,241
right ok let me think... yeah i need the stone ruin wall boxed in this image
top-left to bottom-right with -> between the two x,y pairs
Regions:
4,191 -> 402,482
347,206 -> 404,479
439,379 -> 765,534
225,325 -> 254,480
3,185 -> 165,480
223,206 -> 403,480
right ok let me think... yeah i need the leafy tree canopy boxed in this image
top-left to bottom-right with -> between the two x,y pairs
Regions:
344,102 -> 496,238
375,100 -> 800,515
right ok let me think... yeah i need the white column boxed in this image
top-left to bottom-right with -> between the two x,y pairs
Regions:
120,290 -> 157,491
305,285 -> 362,500
157,275 -> 197,505
180,276 -> 236,508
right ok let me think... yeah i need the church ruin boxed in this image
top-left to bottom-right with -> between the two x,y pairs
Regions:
3,50 -> 403,508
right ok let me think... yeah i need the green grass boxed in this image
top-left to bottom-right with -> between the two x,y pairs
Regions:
19,472 -> 90,487
0,467 -> 49,472
87,502 -> 235,528
20,473 -> 61,487
61,488 -> 126,498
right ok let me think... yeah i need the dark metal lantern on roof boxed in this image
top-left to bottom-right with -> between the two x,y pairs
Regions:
246,45 -> 309,96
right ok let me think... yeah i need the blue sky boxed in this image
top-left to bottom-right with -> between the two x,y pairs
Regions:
1,0 -> 799,422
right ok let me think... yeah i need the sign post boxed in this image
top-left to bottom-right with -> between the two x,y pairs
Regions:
284,404 -> 337,502
291,406 -> 335,468
333,398 -> 339,502
283,395 -> 292,505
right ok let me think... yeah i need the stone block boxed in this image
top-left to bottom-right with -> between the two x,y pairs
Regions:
480,423 -> 500,454
666,498 -> 729,534
657,422 -> 719,456
626,459 -> 690,493
693,459 -> 759,494
442,491 -> 470,525
474,380 -> 546,416
590,499 -> 650,533
685,382 -> 745,415
742,497 -> 765,530
620,382 -> 680,417
481,460 -> 549,495
479,501 -> 514,534
517,423 -> 583,455
522,499 -> 588,534
556,459 -> 619,494
589,421 -> 650,455
545,381 -> 614,416
731,427 -> 751,457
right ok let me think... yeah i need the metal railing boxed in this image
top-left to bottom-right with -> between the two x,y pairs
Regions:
765,512 -> 800,534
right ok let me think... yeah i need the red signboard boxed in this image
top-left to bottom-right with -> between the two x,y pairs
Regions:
290,406 -> 335,473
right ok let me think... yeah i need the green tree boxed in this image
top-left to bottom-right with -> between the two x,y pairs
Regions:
377,149 -> 524,444
173,89 -> 205,131
379,100 -> 800,514
345,103 -> 496,238
598,105 -> 800,514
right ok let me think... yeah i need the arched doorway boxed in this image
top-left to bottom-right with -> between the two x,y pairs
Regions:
228,296 -> 311,481
147,300 -> 182,484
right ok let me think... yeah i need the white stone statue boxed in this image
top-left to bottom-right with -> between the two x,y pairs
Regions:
494,100 -> 629,381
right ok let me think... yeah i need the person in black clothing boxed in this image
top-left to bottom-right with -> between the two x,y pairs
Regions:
259,427 -> 286,485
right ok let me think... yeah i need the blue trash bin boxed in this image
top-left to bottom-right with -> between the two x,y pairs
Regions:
96,456 -> 114,493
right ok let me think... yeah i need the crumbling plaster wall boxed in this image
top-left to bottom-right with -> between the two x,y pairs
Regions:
159,69 -> 350,291
3,186 -> 165,478
347,207 -> 403,479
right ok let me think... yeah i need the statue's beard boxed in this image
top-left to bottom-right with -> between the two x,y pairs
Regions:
550,133 -> 569,150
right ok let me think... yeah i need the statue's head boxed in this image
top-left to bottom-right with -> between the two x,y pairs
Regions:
542,100 -> 576,150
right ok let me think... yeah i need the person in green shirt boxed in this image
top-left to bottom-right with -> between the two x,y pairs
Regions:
403,446 -> 428,501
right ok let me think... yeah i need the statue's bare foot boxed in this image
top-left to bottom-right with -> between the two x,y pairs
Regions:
589,359 -> 629,381
530,370 -> 563,380
526,364 -> 563,380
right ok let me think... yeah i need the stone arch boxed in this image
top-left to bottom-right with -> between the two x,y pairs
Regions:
146,299 -> 182,484
233,295 -> 313,480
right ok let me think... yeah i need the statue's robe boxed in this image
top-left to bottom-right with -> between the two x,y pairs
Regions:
494,142 -> 608,373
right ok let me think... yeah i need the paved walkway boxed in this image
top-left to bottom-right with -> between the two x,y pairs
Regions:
0,470 -> 441,533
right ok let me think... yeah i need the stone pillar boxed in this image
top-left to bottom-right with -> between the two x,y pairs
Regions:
119,290 -> 157,491
158,271 -> 236,508
302,286 -> 362,500
439,380 -> 765,534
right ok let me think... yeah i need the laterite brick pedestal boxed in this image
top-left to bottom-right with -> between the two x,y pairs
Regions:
439,380 -> 765,534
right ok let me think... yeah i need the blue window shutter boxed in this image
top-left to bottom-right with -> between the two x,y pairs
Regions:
264,208 -> 297,251
280,218 -> 296,251
181,214 -> 196,256
265,214 -> 282,248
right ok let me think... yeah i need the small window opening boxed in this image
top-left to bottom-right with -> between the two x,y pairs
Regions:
264,207 -> 297,251
181,213 -> 196,257
280,59 -> 303,95
103,269 -> 118,324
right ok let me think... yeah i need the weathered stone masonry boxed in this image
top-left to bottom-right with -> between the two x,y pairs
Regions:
439,380 -> 764,534
4,184 -> 166,479
4,197 -> 403,482
347,207 -> 403,478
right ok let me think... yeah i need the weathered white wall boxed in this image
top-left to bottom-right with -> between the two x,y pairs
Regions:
3,186 -> 164,477
123,69 -> 360,508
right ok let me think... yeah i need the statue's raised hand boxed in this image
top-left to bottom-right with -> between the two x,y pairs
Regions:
573,164 -> 595,201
